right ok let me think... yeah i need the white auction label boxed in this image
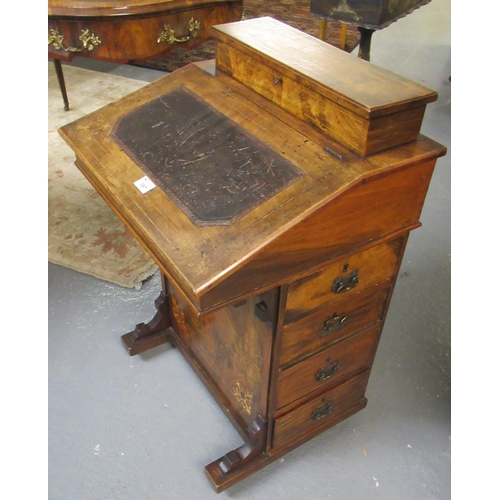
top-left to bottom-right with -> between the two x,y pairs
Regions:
134,176 -> 156,194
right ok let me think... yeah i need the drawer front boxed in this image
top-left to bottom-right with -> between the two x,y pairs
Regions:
216,43 -> 286,106
280,284 -> 390,368
273,370 -> 370,449
285,237 -> 404,324
276,324 -> 380,409
214,41 -> 369,154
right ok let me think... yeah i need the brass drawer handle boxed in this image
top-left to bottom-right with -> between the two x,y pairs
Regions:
321,313 -> 347,336
48,28 -> 102,53
315,360 -> 339,382
311,401 -> 334,421
331,269 -> 359,294
157,17 -> 201,45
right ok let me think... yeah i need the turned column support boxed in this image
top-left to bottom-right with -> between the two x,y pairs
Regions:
357,26 -> 375,61
121,273 -> 173,355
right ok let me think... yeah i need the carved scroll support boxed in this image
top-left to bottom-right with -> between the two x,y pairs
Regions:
121,273 -> 173,355
205,415 -> 267,492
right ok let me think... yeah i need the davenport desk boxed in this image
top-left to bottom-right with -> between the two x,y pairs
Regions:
59,17 -> 446,492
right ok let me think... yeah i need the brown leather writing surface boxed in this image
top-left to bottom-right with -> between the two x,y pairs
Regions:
111,86 -> 304,225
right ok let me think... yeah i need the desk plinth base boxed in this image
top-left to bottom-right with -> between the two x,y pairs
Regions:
121,328 -> 172,356
204,398 -> 368,493
118,273 -> 369,492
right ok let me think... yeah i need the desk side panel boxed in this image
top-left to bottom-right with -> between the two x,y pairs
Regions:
169,282 -> 276,429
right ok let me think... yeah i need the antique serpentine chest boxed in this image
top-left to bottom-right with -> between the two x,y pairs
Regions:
58,17 -> 446,492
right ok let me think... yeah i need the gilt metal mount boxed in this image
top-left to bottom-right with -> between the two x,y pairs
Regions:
157,17 -> 201,45
48,28 -> 102,53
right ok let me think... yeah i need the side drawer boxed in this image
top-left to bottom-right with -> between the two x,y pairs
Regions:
275,324 -> 381,409
273,370 -> 370,449
280,283 -> 390,367
285,237 -> 404,324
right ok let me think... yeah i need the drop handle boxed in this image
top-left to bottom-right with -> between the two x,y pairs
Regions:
157,17 -> 201,45
311,401 -> 334,421
315,360 -> 339,382
331,269 -> 359,294
321,313 -> 347,336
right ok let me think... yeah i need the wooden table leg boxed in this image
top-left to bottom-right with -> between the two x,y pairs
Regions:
318,19 -> 328,41
53,59 -> 70,111
319,20 -> 349,52
340,22 -> 348,50
357,26 -> 375,61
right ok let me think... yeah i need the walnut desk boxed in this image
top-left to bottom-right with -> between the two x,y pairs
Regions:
59,17 -> 446,493
48,0 -> 243,110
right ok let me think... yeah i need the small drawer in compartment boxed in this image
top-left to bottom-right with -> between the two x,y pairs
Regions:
216,42 -> 287,107
273,370 -> 370,449
280,283 -> 390,368
285,237 -> 404,324
275,324 -> 380,409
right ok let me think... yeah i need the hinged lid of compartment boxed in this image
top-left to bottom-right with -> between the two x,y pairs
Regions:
211,17 -> 437,155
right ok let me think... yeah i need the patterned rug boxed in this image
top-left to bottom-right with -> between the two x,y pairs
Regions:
48,62 -> 158,288
132,0 -> 361,73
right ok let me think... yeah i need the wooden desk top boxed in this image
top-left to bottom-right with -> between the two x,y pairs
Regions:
49,0 -> 240,17
59,61 -> 444,311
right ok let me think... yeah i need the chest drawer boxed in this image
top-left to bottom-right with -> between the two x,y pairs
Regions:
275,324 -> 381,409
273,370 -> 370,449
284,237 -> 404,324
280,283 -> 390,368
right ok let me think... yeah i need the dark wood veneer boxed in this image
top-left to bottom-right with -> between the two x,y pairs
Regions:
58,18 -> 446,493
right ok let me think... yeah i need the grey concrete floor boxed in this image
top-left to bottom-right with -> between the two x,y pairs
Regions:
48,1 -> 451,498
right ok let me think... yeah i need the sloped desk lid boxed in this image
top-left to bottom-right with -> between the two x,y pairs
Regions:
59,62 -> 444,311
110,85 -> 305,226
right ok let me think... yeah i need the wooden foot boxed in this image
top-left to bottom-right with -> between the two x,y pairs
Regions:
121,328 -> 172,356
53,59 -> 70,111
121,273 -> 172,355
205,415 -> 267,492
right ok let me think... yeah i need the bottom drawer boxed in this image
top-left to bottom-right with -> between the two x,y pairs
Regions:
273,370 -> 370,449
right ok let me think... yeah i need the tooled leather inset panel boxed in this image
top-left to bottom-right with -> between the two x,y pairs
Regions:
111,86 -> 305,226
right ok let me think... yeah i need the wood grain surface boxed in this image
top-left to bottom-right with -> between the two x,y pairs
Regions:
60,60 -> 445,312
49,0 -> 243,62
211,17 -> 437,154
